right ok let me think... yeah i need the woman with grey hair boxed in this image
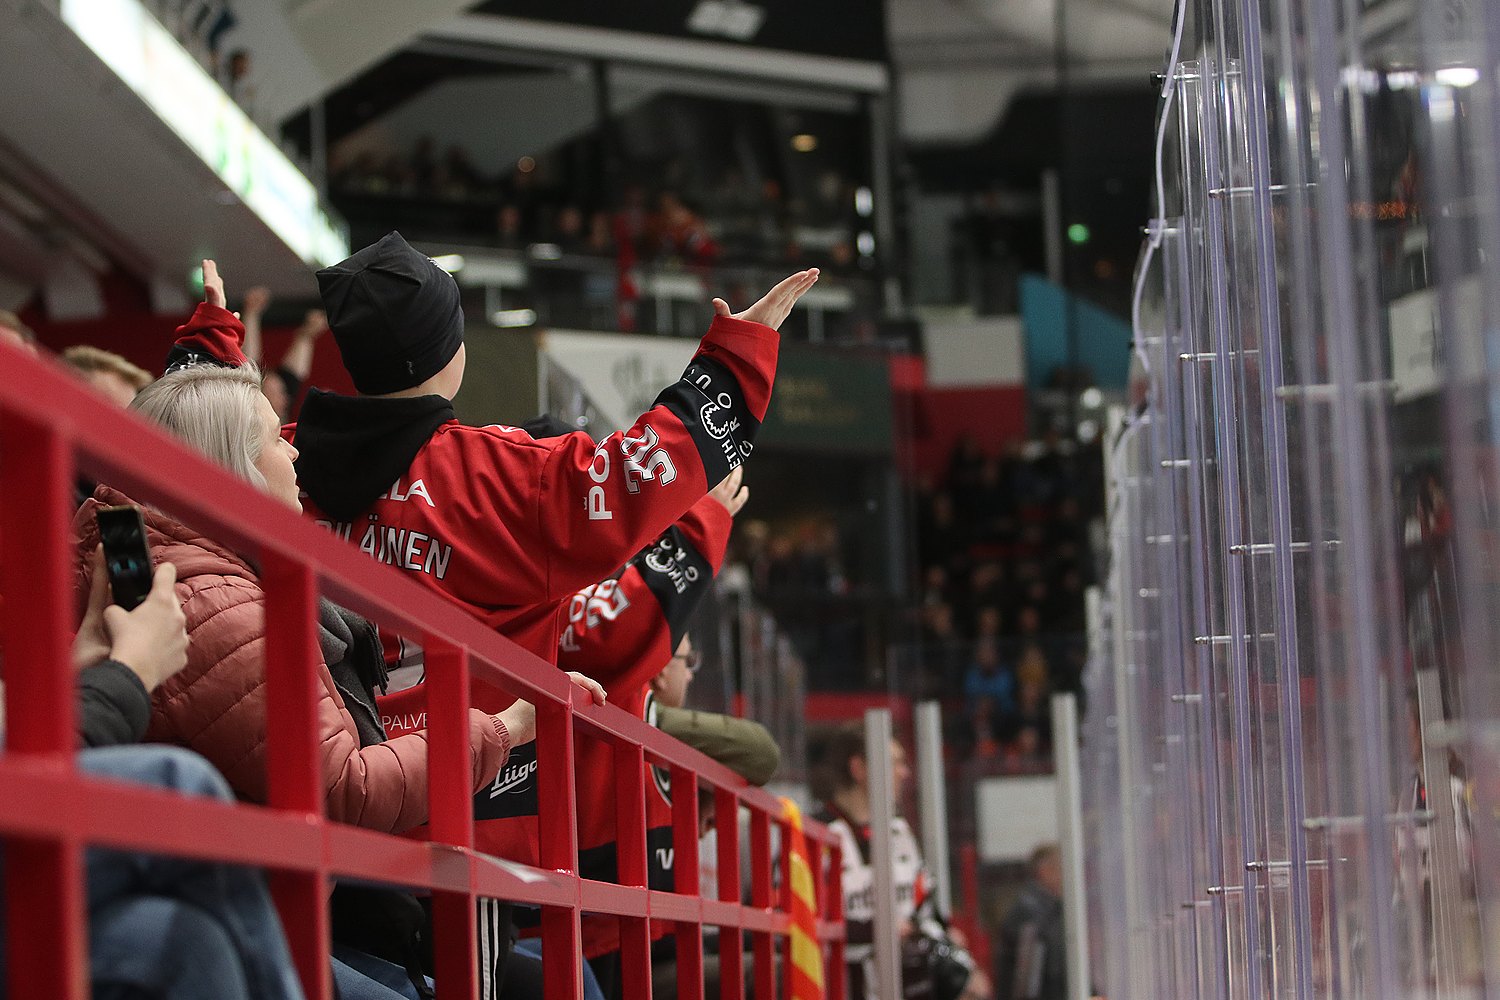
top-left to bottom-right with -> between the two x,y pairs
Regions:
72,361 -> 606,999
72,362 -> 575,828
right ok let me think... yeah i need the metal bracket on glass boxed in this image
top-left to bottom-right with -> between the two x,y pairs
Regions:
1193,633 -> 1277,645
1160,458 -> 1192,468
1181,900 -> 1212,910
1152,69 -> 1239,83
1207,183 -> 1314,199
1228,540 -> 1341,555
1169,693 -> 1203,704
1303,810 -> 1435,831
1178,350 -> 1261,362
1246,859 -> 1342,871
1146,534 -> 1181,544
1206,885 -> 1244,896
1274,381 -> 1397,401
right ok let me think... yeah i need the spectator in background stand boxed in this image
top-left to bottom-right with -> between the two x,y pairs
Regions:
585,211 -> 614,257
239,286 -> 328,423
818,725 -> 989,1000
964,640 -> 1014,756
651,634 -> 781,785
61,346 -> 153,407
60,347 -> 154,505
920,491 -> 962,571
552,204 -> 586,252
648,634 -> 781,1000
222,48 -> 255,117
994,844 -> 1066,1000
0,310 -> 38,355
496,203 -> 525,249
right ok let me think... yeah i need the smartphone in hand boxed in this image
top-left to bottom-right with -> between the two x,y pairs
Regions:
96,505 -> 153,611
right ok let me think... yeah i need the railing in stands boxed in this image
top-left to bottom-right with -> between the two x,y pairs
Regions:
0,340 -> 846,1000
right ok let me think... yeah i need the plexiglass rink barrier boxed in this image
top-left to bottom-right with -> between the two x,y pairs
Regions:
1088,0 -> 1500,996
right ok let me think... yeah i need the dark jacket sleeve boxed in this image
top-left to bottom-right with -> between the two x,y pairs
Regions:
76,660 -> 151,747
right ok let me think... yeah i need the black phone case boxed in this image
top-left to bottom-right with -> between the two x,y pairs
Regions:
96,505 -> 154,611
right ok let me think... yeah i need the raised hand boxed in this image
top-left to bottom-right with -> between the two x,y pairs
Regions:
298,309 -> 328,339
242,286 -> 272,317
101,562 -> 189,693
202,259 -> 227,309
713,269 -> 819,331
709,465 -> 749,518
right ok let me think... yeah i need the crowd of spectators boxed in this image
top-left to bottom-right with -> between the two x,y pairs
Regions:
145,1 -> 258,117
330,138 -> 865,274
914,432 -> 1103,771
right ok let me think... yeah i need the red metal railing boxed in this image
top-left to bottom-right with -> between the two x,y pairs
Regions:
0,340 -> 846,1000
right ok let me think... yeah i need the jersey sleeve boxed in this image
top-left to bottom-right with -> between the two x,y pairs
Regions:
556,495 -> 732,689
164,302 -> 249,373
451,313 -> 773,604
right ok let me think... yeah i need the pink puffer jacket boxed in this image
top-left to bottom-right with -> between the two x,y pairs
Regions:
74,485 -> 508,833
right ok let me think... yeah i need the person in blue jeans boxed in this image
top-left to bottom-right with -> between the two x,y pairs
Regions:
1,555 -> 416,999
77,745 -> 308,1000
2,745 -> 424,1000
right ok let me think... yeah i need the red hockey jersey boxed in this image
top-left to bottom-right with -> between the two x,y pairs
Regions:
417,496 -> 728,919
287,313 -> 772,676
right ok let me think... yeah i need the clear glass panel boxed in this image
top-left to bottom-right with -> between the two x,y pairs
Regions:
1083,0 -> 1500,996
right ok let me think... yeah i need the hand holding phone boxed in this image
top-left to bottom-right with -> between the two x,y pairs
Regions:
96,505 -> 153,611
81,507 -> 189,692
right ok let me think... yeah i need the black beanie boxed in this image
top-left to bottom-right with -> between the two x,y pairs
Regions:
315,231 -> 464,395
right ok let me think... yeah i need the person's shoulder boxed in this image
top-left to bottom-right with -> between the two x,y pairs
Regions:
439,422 -> 562,450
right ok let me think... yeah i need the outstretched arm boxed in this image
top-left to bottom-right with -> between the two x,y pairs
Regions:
533,271 -> 813,597
240,285 -> 270,366
557,477 -> 741,690
278,308 -> 325,380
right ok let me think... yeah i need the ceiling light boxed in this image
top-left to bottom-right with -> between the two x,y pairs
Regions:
490,308 -> 537,328
686,0 -> 766,41
791,134 -> 818,153
430,254 -> 465,273
854,186 -> 874,217
517,156 -> 536,173
856,231 -> 876,256
1435,66 -> 1480,88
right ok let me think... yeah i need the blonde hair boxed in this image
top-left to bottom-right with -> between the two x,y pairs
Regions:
62,345 -> 153,391
130,363 -> 268,490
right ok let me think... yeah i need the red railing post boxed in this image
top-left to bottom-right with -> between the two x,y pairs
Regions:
0,415 -> 86,1000
671,765 -> 704,1000
428,641 -> 478,1000
715,788 -> 744,1000
825,840 -> 846,1000
614,740 -> 653,1000
260,553 -> 331,1000
537,694 -> 581,1000
779,817 -> 795,1000
0,345 -> 846,1000
749,810 -> 774,1000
